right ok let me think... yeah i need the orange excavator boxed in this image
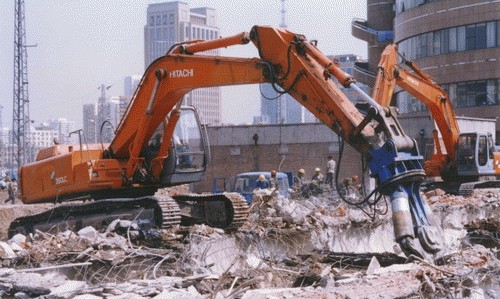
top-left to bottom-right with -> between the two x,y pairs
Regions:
372,44 -> 500,194
10,26 -> 442,259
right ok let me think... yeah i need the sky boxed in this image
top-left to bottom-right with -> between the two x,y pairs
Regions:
0,0 -> 367,128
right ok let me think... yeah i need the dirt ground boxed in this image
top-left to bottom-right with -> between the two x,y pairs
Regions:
0,191 -> 53,239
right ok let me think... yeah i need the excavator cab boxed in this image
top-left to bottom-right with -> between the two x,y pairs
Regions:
160,107 -> 209,186
456,132 -> 497,177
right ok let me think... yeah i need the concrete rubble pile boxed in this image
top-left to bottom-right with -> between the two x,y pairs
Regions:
0,188 -> 497,298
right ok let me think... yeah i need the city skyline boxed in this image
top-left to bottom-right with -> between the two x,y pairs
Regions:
0,1 -> 367,129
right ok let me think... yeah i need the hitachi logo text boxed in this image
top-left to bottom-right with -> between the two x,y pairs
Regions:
169,69 -> 194,78
407,77 -> 419,86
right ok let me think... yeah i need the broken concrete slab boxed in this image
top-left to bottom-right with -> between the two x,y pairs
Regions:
373,263 -> 417,275
0,242 -> 16,259
366,256 -> 381,275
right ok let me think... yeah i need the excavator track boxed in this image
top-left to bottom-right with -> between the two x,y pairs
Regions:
8,197 -> 163,238
8,193 -> 249,238
220,192 -> 251,229
156,196 -> 182,228
172,192 -> 249,230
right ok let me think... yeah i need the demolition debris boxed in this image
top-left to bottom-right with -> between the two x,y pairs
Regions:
0,188 -> 498,298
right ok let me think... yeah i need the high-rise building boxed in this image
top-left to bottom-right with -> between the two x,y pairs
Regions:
124,75 -> 141,99
47,118 -> 77,144
144,1 -> 221,125
328,54 -> 370,105
83,104 -> 96,143
352,0 -> 500,141
116,95 -> 130,121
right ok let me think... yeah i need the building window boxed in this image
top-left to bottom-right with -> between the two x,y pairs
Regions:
457,26 -> 466,52
162,14 -> 167,26
399,21 -> 499,60
448,83 -> 457,108
486,80 -> 497,106
475,23 -> 487,49
486,21 -> 496,48
448,27 -> 457,53
466,25 -> 476,50
498,21 -> 500,47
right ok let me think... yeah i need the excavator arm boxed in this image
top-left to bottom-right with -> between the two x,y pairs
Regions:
372,44 -> 460,178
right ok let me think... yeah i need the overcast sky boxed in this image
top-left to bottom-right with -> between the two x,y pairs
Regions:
0,0 -> 367,128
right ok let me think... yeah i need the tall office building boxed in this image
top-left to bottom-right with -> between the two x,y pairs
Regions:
124,75 -> 142,99
144,1 -> 221,125
47,118 -> 77,144
329,54 -> 370,104
352,0 -> 500,141
83,104 -> 96,143
260,84 -> 304,124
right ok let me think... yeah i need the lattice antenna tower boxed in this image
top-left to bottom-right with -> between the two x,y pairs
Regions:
13,0 -> 35,167
279,0 -> 287,28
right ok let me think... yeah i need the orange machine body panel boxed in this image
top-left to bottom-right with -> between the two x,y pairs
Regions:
20,144 -> 123,204
494,152 -> 500,175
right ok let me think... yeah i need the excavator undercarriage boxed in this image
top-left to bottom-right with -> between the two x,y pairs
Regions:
8,193 -> 249,239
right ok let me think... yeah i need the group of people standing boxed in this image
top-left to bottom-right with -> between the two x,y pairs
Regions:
292,156 -> 336,195
254,170 -> 279,190
253,155 -> 362,198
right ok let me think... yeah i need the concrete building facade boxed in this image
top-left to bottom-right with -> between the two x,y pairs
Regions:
144,1 -> 222,125
192,123 -> 364,193
259,84 -> 305,124
47,118 -> 77,144
124,75 -> 141,99
393,0 -> 500,141
353,0 -> 500,153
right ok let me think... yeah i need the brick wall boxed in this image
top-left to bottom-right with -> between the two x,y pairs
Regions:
192,123 -> 366,193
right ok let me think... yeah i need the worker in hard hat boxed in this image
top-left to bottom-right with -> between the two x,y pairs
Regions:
311,167 -> 324,185
342,175 -> 360,189
340,175 -> 362,200
309,167 -> 325,195
269,170 -> 279,190
293,168 -> 306,192
255,174 -> 270,190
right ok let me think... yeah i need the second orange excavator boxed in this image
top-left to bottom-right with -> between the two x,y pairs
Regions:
372,44 -> 500,194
